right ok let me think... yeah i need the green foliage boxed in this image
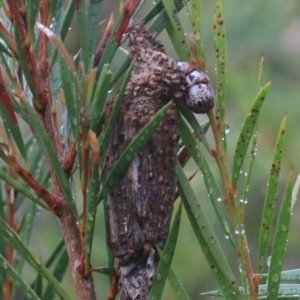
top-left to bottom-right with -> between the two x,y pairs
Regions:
0,1 -> 299,300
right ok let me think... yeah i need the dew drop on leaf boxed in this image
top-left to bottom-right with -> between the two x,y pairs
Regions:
156,273 -> 162,281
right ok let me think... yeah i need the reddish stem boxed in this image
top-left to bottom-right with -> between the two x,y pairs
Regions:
107,263 -> 121,300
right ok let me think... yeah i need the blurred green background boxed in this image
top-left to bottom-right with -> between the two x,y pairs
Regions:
25,0 -> 300,299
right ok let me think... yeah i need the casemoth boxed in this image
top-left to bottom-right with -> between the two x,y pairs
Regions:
104,23 -> 214,299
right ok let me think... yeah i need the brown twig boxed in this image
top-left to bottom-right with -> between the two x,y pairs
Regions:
8,1 -> 46,110
38,0 -> 51,78
107,263 -> 121,300
62,140 -> 77,176
94,14 -> 114,68
115,0 -> 141,44
8,155 -> 58,211
3,2 -> 97,299
80,130 -> 90,276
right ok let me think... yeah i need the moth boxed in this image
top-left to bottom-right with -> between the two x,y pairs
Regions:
104,23 -> 214,300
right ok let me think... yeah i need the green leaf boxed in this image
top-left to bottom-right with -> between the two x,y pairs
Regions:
26,0 -> 40,45
59,53 -> 79,141
292,173 -> 300,211
105,241 -> 115,283
177,102 -> 211,151
258,115 -> 287,273
90,64 -> 113,134
0,168 -> 48,210
0,217 -> 72,300
13,202 -> 37,273
59,53 -> 82,177
84,158 -> 100,274
98,100 -> 173,202
75,0 -> 90,72
0,96 -> 28,164
148,203 -> 182,299
232,81 -> 272,186
213,0 -> 228,124
87,0 -> 104,53
189,0 -> 203,57
43,248 -> 69,300
20,97 -> 78,218
242,130 -> 259,205
110,56 -> 131,86
13,26 -> 38,105
161,0 -> 189,61
49,0 -> 75,67
267,167 -> 294,299
48,0 -> 60,25
45,239 -> 65,269
100,60 -> 135,153
148,0 -> 186,34
92,266 -> 109,275
142,1 -> 164,25
0,52 -> 15,84
168,267 -> 191,300
33,273 -> 43,298
203,283 -> 300,298
258,56 -> 265,91
280,269 -> 300,281
0,41 -> 13,56
0,254 -> 41,300
178,118 -> 236,249
177,164 -> 239,299
96,8 -> 129,76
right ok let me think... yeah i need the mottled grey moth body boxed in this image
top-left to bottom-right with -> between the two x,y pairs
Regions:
104,23 -> 214,299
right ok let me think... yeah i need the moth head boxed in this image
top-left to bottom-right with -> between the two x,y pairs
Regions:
177,61 -> 215,114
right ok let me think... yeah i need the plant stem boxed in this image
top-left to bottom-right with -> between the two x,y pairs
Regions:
208,110 -> 258,299
57,198 -> 96,300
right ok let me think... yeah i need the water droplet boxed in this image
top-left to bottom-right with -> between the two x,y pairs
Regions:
235,224 -> 245,235
281,225 -> 287,232
224,235 -> 229,239
271,274 -> 279,282
236,158 -> 242,166
156,273 -> 162,281
209,237 -> 216,244
239,264 -> 243,273
194,212 -> 200,219
162,254 -> 171,265
224,123 -> 230,134
218,90 -> 224,98
194,32 -> 201,41
203,247 -> 209,254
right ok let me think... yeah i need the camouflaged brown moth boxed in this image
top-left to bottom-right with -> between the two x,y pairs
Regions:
104,23 -> 214,300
